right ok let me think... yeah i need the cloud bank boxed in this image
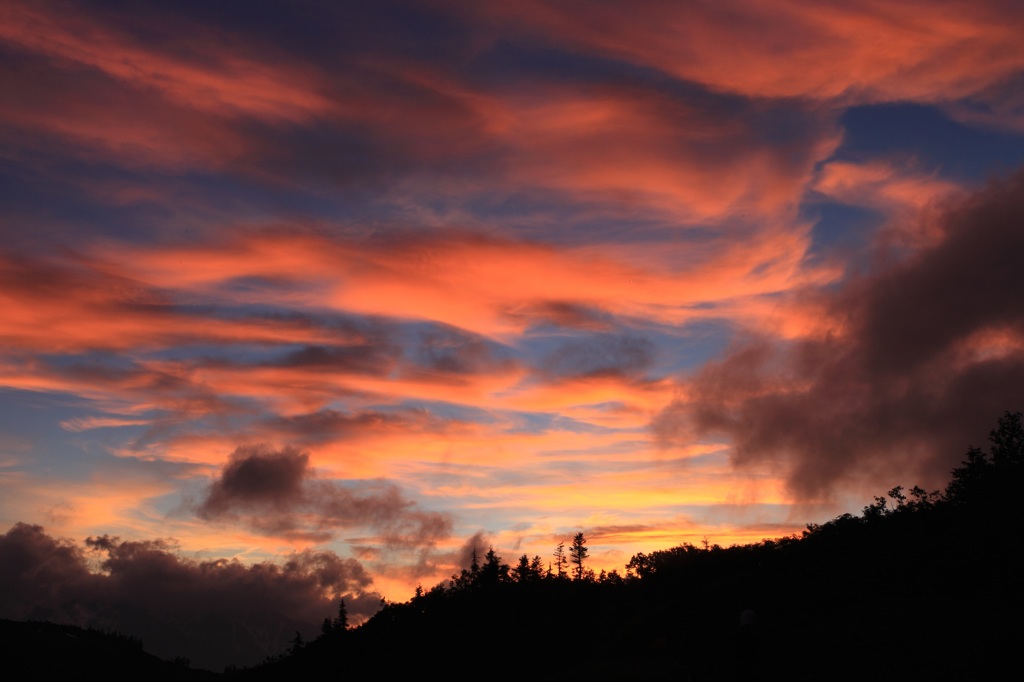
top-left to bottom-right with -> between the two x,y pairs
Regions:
0,522 -> 379,670
656,171 -> 1024,498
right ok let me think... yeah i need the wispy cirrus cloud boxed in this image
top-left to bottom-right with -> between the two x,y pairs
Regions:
812,159 -> 960,213
473,0 -> 1024,107
2,0 -> 1023,617
0,2 -> 334,122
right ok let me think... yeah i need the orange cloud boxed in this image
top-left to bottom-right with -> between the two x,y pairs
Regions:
488,87 -> 838,220
473,1 -> 1024,108
813,160 -> 961,212
111,226 -> 832,335
0,2 -> 333,123
6,0 -> 1013,611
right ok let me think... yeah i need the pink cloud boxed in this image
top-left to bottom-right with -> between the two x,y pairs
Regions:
0,2 -> 333,123
472,1 -> 1024,108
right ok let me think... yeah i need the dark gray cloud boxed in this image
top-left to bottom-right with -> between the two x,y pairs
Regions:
0,522 -> 378,670
197,445 -> 452,548
258,318 -> 516,383
266,407 -> 452,444
515,300 -> 615,332
453,531 -> 492,571
412,325 -> 517,378
279,341 -> 399,374
654,170 -> 1024,499
542,334 -> 656,380
199,445 -> 309,516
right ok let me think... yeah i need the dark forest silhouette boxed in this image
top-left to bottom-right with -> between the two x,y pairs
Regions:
8,412 -> 1024,680
0,619 -> 217,680
239,411 -> 1024,680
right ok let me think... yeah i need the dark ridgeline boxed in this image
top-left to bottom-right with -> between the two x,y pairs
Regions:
241,411 -> 1024,681
8,412 -> 1023,680
1,619 -> 217,680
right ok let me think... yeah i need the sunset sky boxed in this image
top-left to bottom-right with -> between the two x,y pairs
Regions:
3,0 -> 1024,636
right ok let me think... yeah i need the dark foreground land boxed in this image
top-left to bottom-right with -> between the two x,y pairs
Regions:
9,413 -> 1024,681
1,619 -> 216,680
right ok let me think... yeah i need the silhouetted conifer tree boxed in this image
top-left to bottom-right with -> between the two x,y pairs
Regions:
510,554 -> 546,583
553,541 -> 568,579
512,554 -> 532,583
479,546 -> 509,586
333,598 -> 348,632
570,532 -> 588,580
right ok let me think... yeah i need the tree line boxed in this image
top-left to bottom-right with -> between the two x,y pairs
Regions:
434,531 -> 607,594
244,411 -> 1024,681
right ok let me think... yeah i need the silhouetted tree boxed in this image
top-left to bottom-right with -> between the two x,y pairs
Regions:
989,410 -> 1024,466
946,411 -> 1024,505
888,485 -> 906,509
510,553 -> 545,583
333,598 -> 348,632
907,485 -> 940,511
553,541 -> 568,579
512,554 -> 533,583
599,568 -> 623,585
626,551 -> 652,579
862,494 -> 889,519
570,532 -> 588,580
254,410 -> 1024,681
451,547 -> 483,591
479,546 -> 509,586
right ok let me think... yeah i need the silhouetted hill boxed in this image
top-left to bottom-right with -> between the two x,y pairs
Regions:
10,413 -> 1023,680
1,619 -> 218,680
239,411 -> 1024,681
